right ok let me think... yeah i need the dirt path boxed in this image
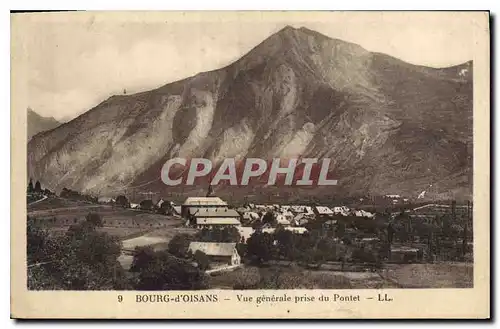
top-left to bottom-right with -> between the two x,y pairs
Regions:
27,195 -> 48,206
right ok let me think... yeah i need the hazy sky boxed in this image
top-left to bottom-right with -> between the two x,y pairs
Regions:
12,12 -> 478,121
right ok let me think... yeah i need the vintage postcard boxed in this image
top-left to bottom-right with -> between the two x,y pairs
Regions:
11,11 -> 490,319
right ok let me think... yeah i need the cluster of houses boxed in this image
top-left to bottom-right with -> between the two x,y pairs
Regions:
179,196 -> 379,270
181,197 -> 376,230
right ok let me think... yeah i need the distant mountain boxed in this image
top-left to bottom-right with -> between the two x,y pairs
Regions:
27,26 -> 472,200
27,108 -> 61,141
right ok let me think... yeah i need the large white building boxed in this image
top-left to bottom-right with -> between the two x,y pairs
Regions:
181,196 -> 228,218
190,207 -> 241,229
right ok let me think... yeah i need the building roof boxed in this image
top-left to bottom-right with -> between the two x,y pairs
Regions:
315,206 -> 334,215
280,210 -> 294,218
196,217 -> 241,225
242,212 -> 260,220
284,227 -> 308,234
391,247 -> 419,253
190,207 -> 240,218
354,210 -> 375,218
183,197 -> 227,206
275,214 -> 291,225
188,242 -> 237,257
98,197 -> 115,203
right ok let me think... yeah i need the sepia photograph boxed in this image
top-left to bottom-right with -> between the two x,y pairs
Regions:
11,10 -> 490,319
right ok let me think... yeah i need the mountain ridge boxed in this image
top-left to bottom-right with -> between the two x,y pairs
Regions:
27,26 -> 473,200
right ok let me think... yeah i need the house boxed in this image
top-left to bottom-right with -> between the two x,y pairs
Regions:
303,206 -> 315,215
242,211 -> 260,222
284,227 -> 308,234
130,203 -> 140,209
292,213 -> 312,226
323,219 -> 337,228
332,206 -> 350,216
98,196 -> 115,204
181,197 -> 228,218
390,246 -> 423,263
354,210 -> 375,218
156,199 -> 166,208
275,214 -> 291,226
194,217 -> 241,229
188,242 -> 241,266
314,206 -> 334,216
172,206 -> 182,216
237,227 -> 256,243
190,207 -> 241,229
386,194 -> 401,199
280,210 -> 295,222
139,199 -> 155,211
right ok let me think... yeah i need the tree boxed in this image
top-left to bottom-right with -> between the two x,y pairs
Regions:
115,195 -> 130,208
34,180 -> 42,193
221,227 -> 241,243
28,179 -> 34,193
262,211 -> 274,226
193,250 -> 210,271
85,213 -> 103,227
251,220 -> 263,230
131,250 -> 208,290
336,221 -> 346,238
168,234 -> 194,258
387,222 -> 395,244
274,228 -> 295,260
140,199 -> 154,211
246,232 -> 274,264
157,202 -> 173,215
27,215 -> 128,290
351,245 -> 380,268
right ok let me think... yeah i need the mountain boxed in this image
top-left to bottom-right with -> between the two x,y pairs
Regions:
27,26 -> 472,200
27,108 -> 61,141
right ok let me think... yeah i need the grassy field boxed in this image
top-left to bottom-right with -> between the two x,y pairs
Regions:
28,197 -> 185,239
28,197 -> 92,211
209,262 -> 473,289
380,262 -> 473,288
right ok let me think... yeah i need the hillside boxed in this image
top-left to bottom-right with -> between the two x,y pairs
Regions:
27,26 -> 473,200
27,108 -> 61,141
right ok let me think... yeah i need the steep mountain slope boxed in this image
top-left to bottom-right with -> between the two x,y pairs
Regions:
27,108 -> 61,140
27,26 -> 472,199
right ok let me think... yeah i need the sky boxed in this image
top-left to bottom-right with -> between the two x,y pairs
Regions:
12,11 -> 479,121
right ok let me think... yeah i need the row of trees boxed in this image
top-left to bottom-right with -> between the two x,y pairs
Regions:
27,213 -> 209,290
28,213 -> 128,290
60,188 -> 98,203
114,195 -> 175,215
27,179 -> 42,194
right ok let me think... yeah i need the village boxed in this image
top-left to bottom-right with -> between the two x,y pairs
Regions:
26,179 -> 474,290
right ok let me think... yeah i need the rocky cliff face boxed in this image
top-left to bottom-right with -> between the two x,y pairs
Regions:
27,26 -> 472,199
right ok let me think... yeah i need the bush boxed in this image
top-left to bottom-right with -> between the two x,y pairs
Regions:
168,234 -> 194,258
193,250 -> 210,271
115,195 -> 130,208
27,215 -> 128,290
131,250 -> 208,290
233,267 -> 261,289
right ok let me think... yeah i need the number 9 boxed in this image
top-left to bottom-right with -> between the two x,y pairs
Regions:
118,295 -> 123,302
